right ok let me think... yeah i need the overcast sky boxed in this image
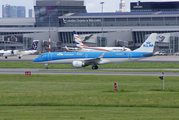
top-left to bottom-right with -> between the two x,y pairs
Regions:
0,0 -> 179,17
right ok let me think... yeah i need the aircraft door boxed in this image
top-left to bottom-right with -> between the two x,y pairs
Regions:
128,52 -> 132,60
48,53 -> 52,60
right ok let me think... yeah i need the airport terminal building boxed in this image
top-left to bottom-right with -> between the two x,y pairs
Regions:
0,0 -> 179,54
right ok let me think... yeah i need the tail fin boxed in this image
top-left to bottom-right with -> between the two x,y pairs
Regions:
73,31 -> 88,48
134,33 -> 157,52
27,41 -> 38,50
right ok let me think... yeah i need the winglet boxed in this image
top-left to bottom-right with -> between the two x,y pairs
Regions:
65,46 -> 69,51
123,46 -> 126,51
99,52 -> 105,58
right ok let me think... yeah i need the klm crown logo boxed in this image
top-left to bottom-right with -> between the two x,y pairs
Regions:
143,41 -> 153,47
57,53 -> 64,56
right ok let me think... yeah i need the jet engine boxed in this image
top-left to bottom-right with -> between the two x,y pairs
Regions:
72,61 -> 86,67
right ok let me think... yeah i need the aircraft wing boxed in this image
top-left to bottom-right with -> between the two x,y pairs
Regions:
82,52 -> 105,65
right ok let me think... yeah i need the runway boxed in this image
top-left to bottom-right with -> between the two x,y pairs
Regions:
0,68 -> 179,76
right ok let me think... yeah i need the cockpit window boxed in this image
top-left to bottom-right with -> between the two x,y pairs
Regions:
38,55 -> 43,57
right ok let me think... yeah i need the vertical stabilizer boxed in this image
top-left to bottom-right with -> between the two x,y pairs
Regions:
134,33 -> 157,52
73,31 -> 88,48
27,41 -> 39,50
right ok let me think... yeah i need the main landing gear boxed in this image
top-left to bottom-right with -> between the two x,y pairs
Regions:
92,65 -> 98,70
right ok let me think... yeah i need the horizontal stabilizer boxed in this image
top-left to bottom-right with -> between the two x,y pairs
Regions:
143,52 -> 154,56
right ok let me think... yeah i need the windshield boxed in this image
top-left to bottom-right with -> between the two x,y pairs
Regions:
38,55 -> 43,57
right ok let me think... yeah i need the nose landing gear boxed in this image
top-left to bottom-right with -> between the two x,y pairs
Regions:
45,64 -> 48,69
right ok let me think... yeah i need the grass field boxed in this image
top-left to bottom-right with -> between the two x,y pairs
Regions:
1,106 -> 179,120
0,74 -> 179,119
1,61 -> 179,69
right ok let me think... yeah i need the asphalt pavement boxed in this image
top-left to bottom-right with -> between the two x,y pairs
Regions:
0,55 -> 178,76
0,68 -> 178,76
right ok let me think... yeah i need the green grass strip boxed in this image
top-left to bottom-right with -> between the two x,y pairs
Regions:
1,61 -> 179,69
40,70 -> 179,73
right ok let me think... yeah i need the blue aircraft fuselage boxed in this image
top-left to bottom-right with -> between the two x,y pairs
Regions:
33,51 -> 153,64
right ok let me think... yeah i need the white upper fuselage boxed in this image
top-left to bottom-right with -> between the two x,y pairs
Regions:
74,47 -> 131,52
0,50 -> 18,57
17,50 -> 37,56
0,50 -> 37,57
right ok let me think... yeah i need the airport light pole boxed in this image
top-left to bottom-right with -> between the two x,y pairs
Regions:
49,14 -> 51,52
100,2 -> 104,47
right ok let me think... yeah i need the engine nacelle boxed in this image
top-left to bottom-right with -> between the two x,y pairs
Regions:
72,61 -> 86,67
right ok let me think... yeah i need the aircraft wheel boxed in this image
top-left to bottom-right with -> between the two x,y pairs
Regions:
5,56 -> 7,59
92,66 -> 96,70
92,65 -> 98,70
19,57 -> 21,59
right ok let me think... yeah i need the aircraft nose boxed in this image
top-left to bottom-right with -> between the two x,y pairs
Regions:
33,58 -> 38,62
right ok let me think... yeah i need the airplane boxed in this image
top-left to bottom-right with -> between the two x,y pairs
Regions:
0,41 -> 38,59
64,31 -> 131,52
33,33 -> 157,70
